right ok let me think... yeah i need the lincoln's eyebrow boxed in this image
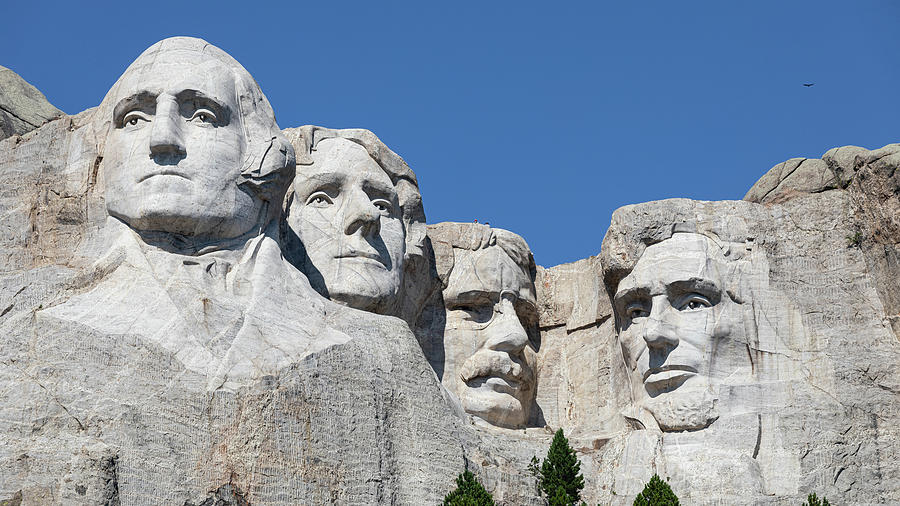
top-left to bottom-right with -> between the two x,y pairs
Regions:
112,91 -> 157,124
665,277 -> 721,295
614,285 -> 648,304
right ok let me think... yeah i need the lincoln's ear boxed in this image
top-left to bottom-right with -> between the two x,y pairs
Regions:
240,135 -> 296,203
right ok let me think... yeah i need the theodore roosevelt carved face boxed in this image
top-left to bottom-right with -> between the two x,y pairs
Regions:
430,224 -> 538,429
99,37 -> 292,242
613,233 -> 750,431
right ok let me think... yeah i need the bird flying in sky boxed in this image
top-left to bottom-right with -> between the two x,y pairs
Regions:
803,83 -> 815,87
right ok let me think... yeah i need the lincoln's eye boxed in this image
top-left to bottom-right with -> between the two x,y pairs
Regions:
678,294 -> 712,311
626,305 -> 649,319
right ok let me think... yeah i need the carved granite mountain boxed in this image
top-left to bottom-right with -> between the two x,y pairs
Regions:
1,37 -> 899,505
0,66 -> 63,140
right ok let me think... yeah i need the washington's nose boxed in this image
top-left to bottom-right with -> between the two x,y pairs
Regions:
149,97 -> 186,158
343,189 -> 381,236
485,295 -> 529,354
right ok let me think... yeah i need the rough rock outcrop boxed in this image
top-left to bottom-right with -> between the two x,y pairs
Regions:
2,36 -> 899,505
0,66 -> 63,140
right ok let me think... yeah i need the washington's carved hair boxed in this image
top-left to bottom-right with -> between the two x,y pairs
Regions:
427,222 -> 536,287
94,36 -> 295,206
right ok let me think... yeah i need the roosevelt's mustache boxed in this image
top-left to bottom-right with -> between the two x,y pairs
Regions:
458,349 -> 533,386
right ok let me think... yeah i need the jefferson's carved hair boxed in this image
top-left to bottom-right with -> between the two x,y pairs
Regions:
94,36 -> 295,206
426,222 -> 536,287
283,125 -> 427,263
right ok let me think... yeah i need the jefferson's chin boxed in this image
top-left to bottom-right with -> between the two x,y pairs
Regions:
459,379 -> 529,429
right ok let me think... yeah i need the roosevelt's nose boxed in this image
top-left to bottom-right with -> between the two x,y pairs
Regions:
642,301 -> 679,349
343,188 -> 380,237
484,294 -> 529,354
149,96 -> 186,158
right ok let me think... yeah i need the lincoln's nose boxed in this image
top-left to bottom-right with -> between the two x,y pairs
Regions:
149,96 -> 186,158
641,315 -> 679,350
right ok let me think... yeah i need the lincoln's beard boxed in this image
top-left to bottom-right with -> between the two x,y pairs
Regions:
644,382 -> 719,431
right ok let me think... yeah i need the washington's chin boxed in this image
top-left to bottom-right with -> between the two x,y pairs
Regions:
459,381 -> 530,429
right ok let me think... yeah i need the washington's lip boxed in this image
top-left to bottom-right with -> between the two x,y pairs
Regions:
138,170 -> 190,183
642,365 -> 698,383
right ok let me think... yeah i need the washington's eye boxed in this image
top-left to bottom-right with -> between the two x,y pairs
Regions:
625,303 -> 649,320
122,111 -> 150,127
372,199 -> 392,214
678,294 -> 712,311
190,109 -> 217,124
306,191 -> 333,207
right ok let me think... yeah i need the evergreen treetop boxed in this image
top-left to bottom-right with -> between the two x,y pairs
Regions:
534,428 -> 585,505
633,474 -> 679,506
443,469 -> 495,506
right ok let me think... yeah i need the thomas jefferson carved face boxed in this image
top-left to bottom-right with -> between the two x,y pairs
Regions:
613,233 -> 750,430
288,138 -> 406,313
442,244 -> 537,429
103,50 -> 262,239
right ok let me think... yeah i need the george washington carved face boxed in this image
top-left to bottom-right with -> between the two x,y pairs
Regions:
99,38 -> 292,242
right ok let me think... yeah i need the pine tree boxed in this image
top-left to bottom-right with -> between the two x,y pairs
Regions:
531,428 -> 585,505
633,474 -> 678,506
802,493 -> 831,506
443,469 -> 495,506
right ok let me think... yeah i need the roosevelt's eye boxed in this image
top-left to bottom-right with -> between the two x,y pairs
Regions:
677,294 -> 712,311
189,109 -> 217,124
122,111 -> 150,128
449,302 -> 494,325
372,199 -> 392,214
306,191 -> 334,207
625,303 -> 649,320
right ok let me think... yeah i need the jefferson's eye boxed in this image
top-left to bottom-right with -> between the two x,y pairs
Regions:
190,109 -> 217,124
626,303 -> 649,320
306,191 -> 333,207
678,294 -> 712,311
122,111 -> 150,127
372,199 -> 392,214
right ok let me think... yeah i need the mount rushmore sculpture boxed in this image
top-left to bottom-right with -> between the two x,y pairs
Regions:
1,37 -> 899,505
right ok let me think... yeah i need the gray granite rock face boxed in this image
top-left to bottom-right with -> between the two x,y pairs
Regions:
0,66 -> 63,140
2,36 -> 900,506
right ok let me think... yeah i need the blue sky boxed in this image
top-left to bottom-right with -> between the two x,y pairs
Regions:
3,1 -> 898,267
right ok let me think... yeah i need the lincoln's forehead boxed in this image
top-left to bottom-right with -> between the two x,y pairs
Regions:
444,246 -> 536,304
619,234 -> 724,292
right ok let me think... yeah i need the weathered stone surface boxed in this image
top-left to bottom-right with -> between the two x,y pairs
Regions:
2,35 -> 900,506
0,66 -> 63,140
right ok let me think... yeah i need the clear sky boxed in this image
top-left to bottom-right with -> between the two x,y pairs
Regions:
3,1 -> 898,267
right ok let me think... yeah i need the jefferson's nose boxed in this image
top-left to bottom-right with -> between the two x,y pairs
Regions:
484,294 -> 529,354
149,96 -> 186,157
343,188 -> 380,237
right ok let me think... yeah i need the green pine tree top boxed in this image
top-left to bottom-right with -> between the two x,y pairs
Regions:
538,428 -> 585,505
802,493 -> 831,506
443,469 -> 495,506
633,474 -> 679,506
